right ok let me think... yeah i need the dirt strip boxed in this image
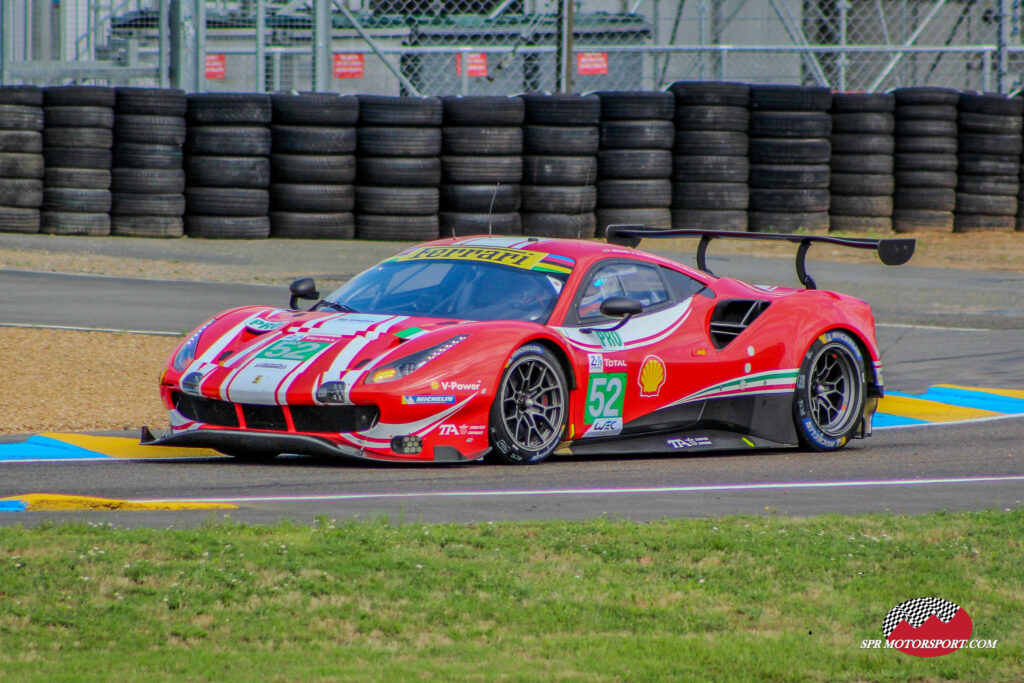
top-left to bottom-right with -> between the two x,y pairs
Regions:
0,328 -> 177,435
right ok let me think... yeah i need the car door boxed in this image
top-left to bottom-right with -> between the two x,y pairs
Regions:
557,258 -> 722,440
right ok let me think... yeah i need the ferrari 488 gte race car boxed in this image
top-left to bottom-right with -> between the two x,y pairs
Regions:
142,227 -> 914,465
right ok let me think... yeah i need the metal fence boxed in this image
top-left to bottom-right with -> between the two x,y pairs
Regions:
2,0 -> 1024,94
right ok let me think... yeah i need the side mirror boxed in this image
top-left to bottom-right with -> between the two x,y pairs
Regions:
582,297 -> 644,334
289,277 -> 319,310
600,296 -> 643,318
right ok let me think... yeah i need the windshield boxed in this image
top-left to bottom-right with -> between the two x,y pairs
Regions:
320,259 -> 570,323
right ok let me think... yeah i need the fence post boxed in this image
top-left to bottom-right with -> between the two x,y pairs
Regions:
169,0 -> 196,91
313,0 -> 332,93
698,0 -> 707,79
556,0 -> 574,93
193,0 -> 206,92
0,1 -> 10,85
256,0 -> 266,93
838,0 -> 849,92
997,0 -> 1010,92
159,0 -> 170,88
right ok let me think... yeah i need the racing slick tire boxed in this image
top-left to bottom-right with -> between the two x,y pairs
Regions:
439,183 -> 520,213
356,95 -> 443,126
793,330 -> 866,451
598,120 -> 674,149
354,214 -> 439,241
270,93 -> 358,126
43,85 -> 115,108
668,81 -> 750,107
440,95 -> 524,126
523,125 -> 599,155
523,155 -> 598,186
673,106 -> 749,132
829,173 -> 894,196
748,211 -> 828,233
439,211 -> 521,236
488,344 -> 568,465
827,215 -> 891,233
0,207 -> 40,233
594,90 -> 675,120
670,155 -> 746,183
270,212 -> 354,239
520,93 -> 601,125
892,209 -> 953,233
187,93 -> 272,124
441,126 -> 522,155
521,212 -> 596,238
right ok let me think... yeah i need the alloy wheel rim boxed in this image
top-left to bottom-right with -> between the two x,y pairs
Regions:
501,357 -> 564,451
809,344 -> 860,437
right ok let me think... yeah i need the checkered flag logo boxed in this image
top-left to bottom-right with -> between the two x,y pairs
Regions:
882,597 -> 961,637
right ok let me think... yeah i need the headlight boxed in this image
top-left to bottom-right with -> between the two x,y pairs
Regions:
315,381 -> 348,404
366,335 -> 468,384
172,319 -> 216,372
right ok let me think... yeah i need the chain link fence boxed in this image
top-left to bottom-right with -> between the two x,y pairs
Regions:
2,0 -> 1024,94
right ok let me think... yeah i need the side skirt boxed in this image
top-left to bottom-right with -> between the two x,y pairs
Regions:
558,428 -> 794,456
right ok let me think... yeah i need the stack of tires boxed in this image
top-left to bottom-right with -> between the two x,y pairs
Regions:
828,93 -> 895,233
439,96 -> 525,238
185,93 -> 272,239
355,96 -> 442,241
438,96 -> 523,237
594,90 -> 674,233
0,86 -> 44,234
41,86 -> 115,236
519,94 -> 600,238
954,93 -> 1022,233
668,81 -> 750,231
747,85 -> 832,233
270,93 -> 358,239
110,88 -> 187,237
892,87 -> 959,233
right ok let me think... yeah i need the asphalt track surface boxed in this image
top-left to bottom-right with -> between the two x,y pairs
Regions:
2,244 -> 1023,525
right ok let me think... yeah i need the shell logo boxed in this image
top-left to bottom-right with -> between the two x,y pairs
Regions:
638,355 -> 666,397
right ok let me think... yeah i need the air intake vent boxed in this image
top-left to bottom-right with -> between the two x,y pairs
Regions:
709,299 -> 770,349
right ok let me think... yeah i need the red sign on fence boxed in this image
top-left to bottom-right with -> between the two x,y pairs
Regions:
204,54 -> 226,79
333,53 -> 365,79
577,52 -> 609,76
456,53 -> 488,77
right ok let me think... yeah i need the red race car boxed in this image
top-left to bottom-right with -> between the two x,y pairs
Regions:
142,228 -> 914,465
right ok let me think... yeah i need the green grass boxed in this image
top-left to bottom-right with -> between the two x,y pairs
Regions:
0,510 -> 1021,682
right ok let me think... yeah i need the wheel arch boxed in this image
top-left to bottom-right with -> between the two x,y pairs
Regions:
821,326 -> 882,397
523,337 -> 578,392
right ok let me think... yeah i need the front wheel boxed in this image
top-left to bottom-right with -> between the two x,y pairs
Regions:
488,344 -> 568,465
793,330 -> 866,451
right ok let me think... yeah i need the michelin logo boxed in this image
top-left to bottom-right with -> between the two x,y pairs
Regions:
402,395 -> 457,405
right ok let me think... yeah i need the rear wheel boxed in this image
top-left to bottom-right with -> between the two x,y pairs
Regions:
793,330 -> 866,451
489,344 -> 568,465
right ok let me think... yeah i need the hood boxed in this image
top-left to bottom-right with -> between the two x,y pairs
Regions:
178,307 -> 463,405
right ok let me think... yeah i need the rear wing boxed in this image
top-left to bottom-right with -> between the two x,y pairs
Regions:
605,225 -> 915,290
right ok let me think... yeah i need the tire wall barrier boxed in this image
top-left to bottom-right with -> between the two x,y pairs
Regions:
2,84 -> 1024,239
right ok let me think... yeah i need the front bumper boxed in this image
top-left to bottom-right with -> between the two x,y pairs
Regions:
140,426 -> 471,463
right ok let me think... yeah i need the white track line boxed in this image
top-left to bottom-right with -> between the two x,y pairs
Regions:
876,322 -> 993,332
135,475 -> 1024,505
0,322 -> 182,337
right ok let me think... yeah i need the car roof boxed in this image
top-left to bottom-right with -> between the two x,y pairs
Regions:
417,234 -> 699,276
